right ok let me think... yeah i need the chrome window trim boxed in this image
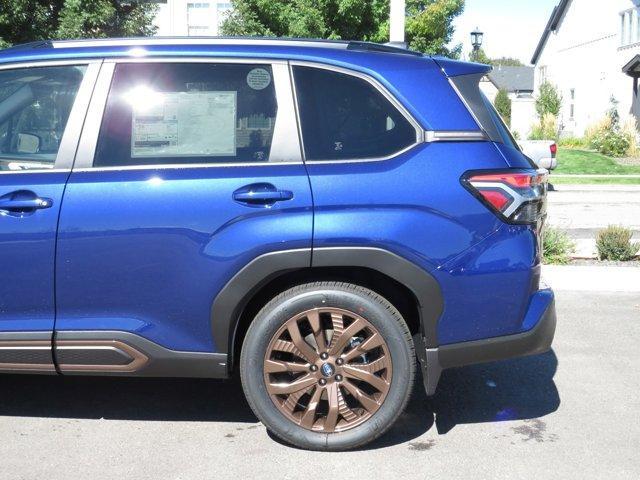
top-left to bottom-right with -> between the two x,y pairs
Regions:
289,60 -> 424,164
0,59 -> 102,175
425,130 -> 488,142
74,57 -> 302,171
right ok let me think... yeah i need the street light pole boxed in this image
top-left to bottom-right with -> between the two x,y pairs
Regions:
389,0 -> 406,48
470,27 -> 484,62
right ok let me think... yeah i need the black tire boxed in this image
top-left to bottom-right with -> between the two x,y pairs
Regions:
240,281 -> 415,451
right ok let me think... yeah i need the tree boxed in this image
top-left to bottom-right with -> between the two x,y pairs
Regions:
471,47 -> 491,64
535,81 -> 562,118
491,57 -> 523,67
222,0 -> 465,57
494,88 -> 511,126
403,0 -> 465,57
0,0 -> 156,47
0,0 -> 64,48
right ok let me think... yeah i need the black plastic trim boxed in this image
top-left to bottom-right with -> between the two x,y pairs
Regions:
211,248 -> 312,356
55,331 -> 227,377
439,297 -> 556,369
312,247 -> 444,347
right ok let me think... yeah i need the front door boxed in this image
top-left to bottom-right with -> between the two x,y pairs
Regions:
0,62 -> 97,372
54,60 -> 312,372
0,62 -> 98,372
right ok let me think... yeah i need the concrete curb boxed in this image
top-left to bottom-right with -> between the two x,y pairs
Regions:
542,265 -> 640,292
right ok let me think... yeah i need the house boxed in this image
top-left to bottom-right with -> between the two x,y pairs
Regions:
479,65 -> 536,139
532,0 -> 640,137
153,1 -> 233,37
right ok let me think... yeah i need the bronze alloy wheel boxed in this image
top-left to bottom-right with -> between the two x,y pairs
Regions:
263,307 -> 392,433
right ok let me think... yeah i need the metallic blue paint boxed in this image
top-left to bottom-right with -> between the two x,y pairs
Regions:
55,165 -> 312,351
0,172 -> 68,332
1,39 -> 549,358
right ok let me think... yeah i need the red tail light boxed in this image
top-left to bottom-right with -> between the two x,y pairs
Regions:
550,143 -> 557,157
462,170 -> 548,224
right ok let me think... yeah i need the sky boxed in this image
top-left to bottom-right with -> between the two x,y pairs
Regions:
449,0 -> 560,64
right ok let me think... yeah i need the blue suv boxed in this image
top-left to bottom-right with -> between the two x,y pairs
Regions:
0,38 -> 555,450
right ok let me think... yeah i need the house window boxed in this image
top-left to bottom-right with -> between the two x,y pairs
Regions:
187,2 -> 212,36
539,65 -> 547,84
620,8 -> 640,46
569,88 -> 575,120
216,2 -> 233,32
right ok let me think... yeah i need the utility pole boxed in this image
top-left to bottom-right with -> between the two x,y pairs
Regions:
389,0 -> 406,48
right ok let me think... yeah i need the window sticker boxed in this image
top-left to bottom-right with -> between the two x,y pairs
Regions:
131,90 -> 237,157
246,68 -> 271,90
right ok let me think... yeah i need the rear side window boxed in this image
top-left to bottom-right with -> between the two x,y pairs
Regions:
0,65 -> 86,170
451,73 -> 520,151
94,63 -> 279,167
293,66 -> 417,161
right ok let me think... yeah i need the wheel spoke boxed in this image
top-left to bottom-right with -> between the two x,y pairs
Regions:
342,332 -> 384,362
271,339 -> 307,361
336,385 -> 358,422
328,312 -> 344,349
306,309 -> 327,351
342,364 -> 389,392
329,317 -> 365,356
264,306 -> 393,434
342,379 -> 381,413
283,385 -> 313,413
287,320 -> 318,363
353,356 -> 389,374
324,382 -> 340,432
264,359 -> 310,373
267,373 -> 317,395
299,386 -> 322,429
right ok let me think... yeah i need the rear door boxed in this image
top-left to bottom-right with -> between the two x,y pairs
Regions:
0,61 -> 98,372
54,59 -> 312,371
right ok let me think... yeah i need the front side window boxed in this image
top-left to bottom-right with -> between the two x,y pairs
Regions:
0,65 -> 86,171
293,66 -> 417,161
94,63 -> 278,167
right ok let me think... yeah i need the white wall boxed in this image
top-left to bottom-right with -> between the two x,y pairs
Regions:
534,0 -> 640,137
511,97 -> 536,139
154,1 -> 233,37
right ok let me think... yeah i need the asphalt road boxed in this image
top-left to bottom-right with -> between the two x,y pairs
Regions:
1,290 -> 639,479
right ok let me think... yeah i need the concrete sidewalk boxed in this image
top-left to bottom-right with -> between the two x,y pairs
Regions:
543,264 -> 640,292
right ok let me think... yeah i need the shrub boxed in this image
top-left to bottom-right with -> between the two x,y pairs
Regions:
589,129 -> 630,157
620,114 -> 638,157
543,227 -> 575,264
596,226 -> 639,261
557,137 -> 586,149
535,81 -> 562,118
587,98 -> 636,157
494,88 -> 511,126
529,113 -> 558,140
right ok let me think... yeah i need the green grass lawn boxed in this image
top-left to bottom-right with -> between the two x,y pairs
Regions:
550,176 -> 640,185
554,149 -> 640,175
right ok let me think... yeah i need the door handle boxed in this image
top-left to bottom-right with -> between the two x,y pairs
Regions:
0,190 -> 53,214
233,183 -> 294,207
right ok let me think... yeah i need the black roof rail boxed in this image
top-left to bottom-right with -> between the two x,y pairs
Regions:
346,41 -> 423,57
1,40 -> 52,52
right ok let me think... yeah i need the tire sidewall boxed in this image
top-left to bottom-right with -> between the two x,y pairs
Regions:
240,284 -> 414,450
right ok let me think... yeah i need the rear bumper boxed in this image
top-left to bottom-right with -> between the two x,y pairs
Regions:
418,288 -> 556,395
536,156 -> 557,170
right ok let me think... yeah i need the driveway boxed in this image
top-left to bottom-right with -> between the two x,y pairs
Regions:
1,288 -> 639,479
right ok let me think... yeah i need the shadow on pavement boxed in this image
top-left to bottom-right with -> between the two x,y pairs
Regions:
0,350 -> 559,447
